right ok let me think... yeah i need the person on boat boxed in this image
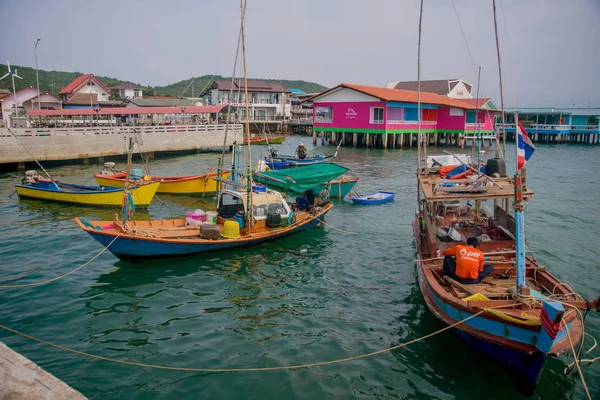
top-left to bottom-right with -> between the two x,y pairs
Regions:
442,237 -> 494,284
296,143 -> 307,159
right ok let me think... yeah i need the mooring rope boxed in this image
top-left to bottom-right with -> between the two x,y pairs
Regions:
0,234 -> 121,289
0,310 -> 486,373
563,318 -> 592,400
315,216 -> 358,235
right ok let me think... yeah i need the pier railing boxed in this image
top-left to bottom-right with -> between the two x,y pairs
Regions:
0,124 -> 243,138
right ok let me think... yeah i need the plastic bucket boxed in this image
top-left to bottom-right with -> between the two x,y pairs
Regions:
221,220 -> 241,239
205,211 -> 218,224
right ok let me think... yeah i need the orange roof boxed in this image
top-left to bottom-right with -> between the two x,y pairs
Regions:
459,98 -> 492,108
58,74 -> 112,97
309,83 -> 492,111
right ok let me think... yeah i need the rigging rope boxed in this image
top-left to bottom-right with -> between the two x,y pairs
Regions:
0,235 -> 121,289
0,309 -> 486,373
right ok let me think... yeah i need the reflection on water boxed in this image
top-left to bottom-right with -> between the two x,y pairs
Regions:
0,138 -> 598,399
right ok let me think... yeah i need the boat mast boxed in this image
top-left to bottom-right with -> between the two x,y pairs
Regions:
513,111 -> 527,292
240,0 -> 253,233
416,0 -> 424,176
492,0 -> 505,159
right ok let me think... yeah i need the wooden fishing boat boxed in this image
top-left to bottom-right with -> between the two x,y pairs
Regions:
94,170 -> 229,195
252,163 -> 353,198
413,158 -> 600,394
350,191 -> 395,205
15,177 -> 159,206
74,186 -> 332,261
266,153 -> 335,167
243,133 -> 286,145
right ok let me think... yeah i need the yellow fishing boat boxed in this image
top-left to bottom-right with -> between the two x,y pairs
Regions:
94,162 -> 229,195
15,176 -> 159,206
94,167 -> 229,196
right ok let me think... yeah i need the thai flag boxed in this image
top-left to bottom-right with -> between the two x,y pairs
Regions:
517,121 -> 535,170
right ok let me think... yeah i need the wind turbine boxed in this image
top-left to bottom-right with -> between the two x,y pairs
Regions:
0,61 -> 24,120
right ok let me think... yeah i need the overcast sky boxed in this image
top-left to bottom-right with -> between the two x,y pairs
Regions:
1,0 -> 598,107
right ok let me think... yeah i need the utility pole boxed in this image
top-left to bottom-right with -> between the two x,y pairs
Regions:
35,37 -> 42,110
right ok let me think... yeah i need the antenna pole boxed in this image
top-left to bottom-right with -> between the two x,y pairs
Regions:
493,0 -> 505,159
417,0 -> 424,175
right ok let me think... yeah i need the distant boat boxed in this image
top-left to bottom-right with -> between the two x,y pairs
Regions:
15,174 -> 158,206
94,166 -> 229,196
244,133 -> 286,145
350,191 -> 395,205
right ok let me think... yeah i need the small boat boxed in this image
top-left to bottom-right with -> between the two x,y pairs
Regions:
264,141 -> 341,169
94,163 -> 229,196
74,186 -> 332,261
15,171 -> 159,206
350,191 -> 395,205
243,133 -> 286,145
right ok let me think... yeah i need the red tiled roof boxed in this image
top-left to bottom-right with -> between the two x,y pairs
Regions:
0,93 -> 9,100
309,83 -> 489,110
58,74 -> 112,97
27,105 -> 227,116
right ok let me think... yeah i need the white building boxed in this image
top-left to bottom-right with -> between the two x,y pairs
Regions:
204,79 -> 291,121
58,74 -> 112,106
387,79 -> 473,99
110,83 -> 144,99
1,85 -> 61,127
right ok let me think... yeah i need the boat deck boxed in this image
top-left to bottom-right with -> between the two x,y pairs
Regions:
417,171 -> 534,202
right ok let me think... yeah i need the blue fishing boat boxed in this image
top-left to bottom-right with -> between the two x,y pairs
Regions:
75,187 -> 332,262
413,155 -> 600,394
350,191 -> 395,205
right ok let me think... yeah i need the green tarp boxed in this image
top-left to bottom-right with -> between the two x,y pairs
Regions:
252,163 -> 349,194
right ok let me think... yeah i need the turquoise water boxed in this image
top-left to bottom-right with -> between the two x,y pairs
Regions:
0,137 -> 598,399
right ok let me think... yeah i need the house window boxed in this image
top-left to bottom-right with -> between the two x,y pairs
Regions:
387,107 -> 402,124
404,108 -> 418,122
371,107 -> 384,124
449,108 -> 464,116
466,111 -> 476,124
134,90 -> 140,97
314,106 -> 333,123
254,109 -> 266,121
422,109 -> 438,122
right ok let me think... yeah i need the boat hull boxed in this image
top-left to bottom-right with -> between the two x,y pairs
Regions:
351,191 -> 395,205
15,181 -> 159,206
314,178 -> 359,199
94,172 -> 229,195
244,135 -> 286,145
75,207 -> 331,261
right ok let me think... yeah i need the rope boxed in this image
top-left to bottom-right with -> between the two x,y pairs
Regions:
563,318 -> 592,400
0,235 -> 121,289
315,216 -> 357,235
8,130 -> 52,179
0,310 -> 486,373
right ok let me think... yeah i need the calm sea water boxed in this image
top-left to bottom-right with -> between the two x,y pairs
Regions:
0,136 -> 598,399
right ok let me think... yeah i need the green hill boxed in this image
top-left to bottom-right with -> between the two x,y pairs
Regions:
0,64 -> 327,98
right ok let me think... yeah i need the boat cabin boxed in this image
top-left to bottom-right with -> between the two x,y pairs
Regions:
217,188 -> 291,221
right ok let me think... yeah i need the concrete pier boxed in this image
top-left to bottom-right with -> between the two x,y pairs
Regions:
0,124 -> 241,166
0,341 -> 86,399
